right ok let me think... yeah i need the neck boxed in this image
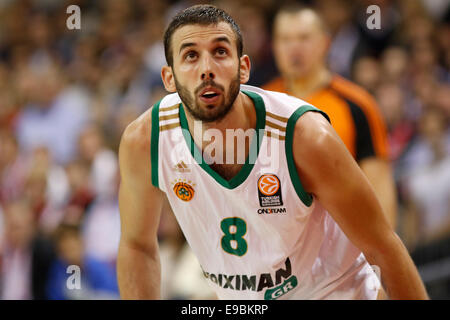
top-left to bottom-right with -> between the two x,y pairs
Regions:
286,65 -> 331,99
184,92 -> 256,168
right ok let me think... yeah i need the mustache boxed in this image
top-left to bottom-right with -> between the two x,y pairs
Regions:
194,79 -> 224,95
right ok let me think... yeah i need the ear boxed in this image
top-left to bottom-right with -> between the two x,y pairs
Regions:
239,55 -> 251,84
161,65 -> 177,93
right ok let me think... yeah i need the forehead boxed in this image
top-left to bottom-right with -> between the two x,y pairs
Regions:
172,22 -> 236,50
274,11 -> 323,36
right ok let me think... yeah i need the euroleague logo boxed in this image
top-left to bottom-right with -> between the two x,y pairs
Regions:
173,181 -> 195,202
257,174 -> 283,207
258,174 -> 280,196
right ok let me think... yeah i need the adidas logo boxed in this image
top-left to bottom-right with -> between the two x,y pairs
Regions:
172,161 -> 191,173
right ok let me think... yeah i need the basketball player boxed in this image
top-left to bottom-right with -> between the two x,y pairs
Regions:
117,5 -> 428,299
263,6 -> 397,228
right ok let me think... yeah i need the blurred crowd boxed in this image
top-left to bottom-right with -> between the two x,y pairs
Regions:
0,0 -> 448,299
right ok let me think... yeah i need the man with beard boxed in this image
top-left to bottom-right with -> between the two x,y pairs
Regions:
116,5 -> 428,300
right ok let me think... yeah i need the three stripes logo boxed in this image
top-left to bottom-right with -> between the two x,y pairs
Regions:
172,161 -> 191,173
257,174 -> 283,207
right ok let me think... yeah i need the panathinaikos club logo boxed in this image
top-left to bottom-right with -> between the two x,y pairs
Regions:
171,179 -> 196,202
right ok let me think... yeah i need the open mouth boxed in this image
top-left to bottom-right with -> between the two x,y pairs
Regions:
202,91 -> 219,98
199,88 -> 221,103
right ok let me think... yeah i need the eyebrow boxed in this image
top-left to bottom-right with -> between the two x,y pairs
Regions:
178,36 -> 232,54
179,42 -> 195,54
213,36 -> 231,46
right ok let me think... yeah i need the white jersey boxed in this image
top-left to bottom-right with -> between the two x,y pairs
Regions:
151,84 -> 381,300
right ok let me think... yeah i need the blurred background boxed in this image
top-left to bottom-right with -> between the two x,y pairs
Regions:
0,0 -> 448,299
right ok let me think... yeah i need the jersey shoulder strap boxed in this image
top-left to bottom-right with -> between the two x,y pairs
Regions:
150,93 -> 182,188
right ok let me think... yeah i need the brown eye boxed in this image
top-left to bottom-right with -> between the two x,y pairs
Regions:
185,51 -> 197,61
216,48 -> 227,56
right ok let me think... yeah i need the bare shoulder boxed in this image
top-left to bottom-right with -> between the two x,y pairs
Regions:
121,108 -> 153,153
119,107 -> 154,177
293,111 -> 342,153
291,111 -> 353,193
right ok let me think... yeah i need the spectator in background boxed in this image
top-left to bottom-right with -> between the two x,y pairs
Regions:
263,5 -> 397,228
316,0 -> 360,78
0,200 -> 35,299
82,195 -> 121,267
46,223 -> 119,300
141,10 -> 169,105
15,63 -> 90,165
75,124 -> 121,265
0,130 -> 28,204
380,46 -> 409,84
222,2 -> 278,87
0,199 -> 55,299
63,160 -> 95,217
0,74 -> 19,130
434,84 -> 450,119
78,124 -> 118,200
375,82 -> 414,163
0,129 -> 70,234
351,55 -> 381,94
402,107 -> 450,249
38,158 -> 93,236
27,12 -> 58,71
22,155 -> 48,221
11,146 -> 69,235
66,35 -> 103,95
398,87 -> 450,180
398,3 -> 436,47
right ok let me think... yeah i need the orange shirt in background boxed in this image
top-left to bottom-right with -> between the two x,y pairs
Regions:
262,74 -> 388,162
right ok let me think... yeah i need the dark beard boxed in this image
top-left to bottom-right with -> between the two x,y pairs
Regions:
174,72 -> 241,123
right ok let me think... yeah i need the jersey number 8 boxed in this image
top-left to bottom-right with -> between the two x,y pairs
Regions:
220,217 -> 248,257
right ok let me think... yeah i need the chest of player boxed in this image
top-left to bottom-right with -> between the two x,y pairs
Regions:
154,88 -> 320,271
161,139 -> 313,264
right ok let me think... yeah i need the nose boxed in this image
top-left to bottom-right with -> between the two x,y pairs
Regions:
201,72 -> 215,81
200,55 -> 215,81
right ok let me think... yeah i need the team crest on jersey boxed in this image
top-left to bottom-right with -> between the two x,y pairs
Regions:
257,174 -> 283,207
172,179 -> 196,202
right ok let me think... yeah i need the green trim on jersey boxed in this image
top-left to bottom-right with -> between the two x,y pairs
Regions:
179,90 -> 266,189
150,100 -> 162,188
285,105 -> 330,207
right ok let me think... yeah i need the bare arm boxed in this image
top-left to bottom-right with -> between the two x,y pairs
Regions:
293,112 -> 428,300
360,157 -> 398,229
117,109 -> 165,299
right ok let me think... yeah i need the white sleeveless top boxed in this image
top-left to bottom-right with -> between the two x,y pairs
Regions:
150,84 -> 381,300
